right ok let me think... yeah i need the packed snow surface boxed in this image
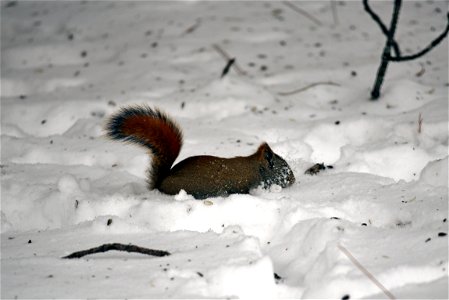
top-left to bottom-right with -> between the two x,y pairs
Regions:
1,1 -> 448,299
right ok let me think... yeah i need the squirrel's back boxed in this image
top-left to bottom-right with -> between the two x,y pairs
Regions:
159,143 -> 295,199
105,105 -> 295,199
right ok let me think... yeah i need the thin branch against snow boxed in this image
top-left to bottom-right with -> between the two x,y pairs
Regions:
330,0 -> 339,26
364,0 -> 449,100
367,0 -> 402,100
221,58 -> 236,79
282,1 -> 322,26
338,244 -> 396,300
388,13 -> 449,62
182,19 -> 201,36
212,44 -> 247,76
418,113 -> 423,134
62,243 -> 171,259
362,0 -> 401,57
278,81 -> 340,96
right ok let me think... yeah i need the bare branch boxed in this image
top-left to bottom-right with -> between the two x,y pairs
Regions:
389,12 -> 449,62
418,113 -> 423,134
221,58 -> 236,78
278,81 -> 340,96
338,244 -> 396,300
62,243 -> 171,259
362,0 -> 401,57
384,0 -> 402,59
282,1 -> 322,26
182,19 -> 201,36
369,0 -> 402,100
212,44 -> 247,76
330,0 -> 339,26
365,0 -> 448,100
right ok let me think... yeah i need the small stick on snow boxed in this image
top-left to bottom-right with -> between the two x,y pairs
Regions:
278,81 -> 340,96
212,44 -> 246,76
221,58 -> 236,78
62,243 -> 171,259
183,19 -> 201,35
415,63 -> 425,77
282,1 -> 322,26
418,113 -> 423,134
330,0 -> 339,26
338,244 -> 396,300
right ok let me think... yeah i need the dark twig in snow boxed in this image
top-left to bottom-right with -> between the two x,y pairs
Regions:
417,113 -> 423,134
62,243 -> 171,259
362,0 -> 401,57
221,58 -> 236,79
366,0 -> 402,100
212,44 -> 246,76
278,81 -> 340,96
282,1 -> 322,26
388,13 -> 449,62
415,63 -> 425,77
338,244 -> 396,300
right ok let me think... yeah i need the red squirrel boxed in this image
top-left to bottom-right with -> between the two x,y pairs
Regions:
105,105 -> 295,199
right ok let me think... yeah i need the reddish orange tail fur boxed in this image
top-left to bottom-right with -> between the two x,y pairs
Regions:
105,105 -> 183,188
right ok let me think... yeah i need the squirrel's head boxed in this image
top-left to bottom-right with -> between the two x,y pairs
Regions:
256,143 -> 295,189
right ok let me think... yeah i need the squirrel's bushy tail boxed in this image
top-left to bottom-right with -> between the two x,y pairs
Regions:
105,105 -> 183,188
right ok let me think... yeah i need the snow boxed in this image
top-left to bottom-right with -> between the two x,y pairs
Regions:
1,1 -> 448,299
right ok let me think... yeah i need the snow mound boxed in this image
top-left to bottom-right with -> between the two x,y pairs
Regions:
420,157 -> 448,187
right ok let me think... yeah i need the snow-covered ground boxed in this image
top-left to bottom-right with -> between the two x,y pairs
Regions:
1,1 -> 448,298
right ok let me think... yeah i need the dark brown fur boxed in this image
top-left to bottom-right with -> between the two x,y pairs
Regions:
105,105 -> 295,199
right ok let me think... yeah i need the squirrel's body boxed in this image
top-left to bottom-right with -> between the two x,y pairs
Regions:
106,105 -> 295,199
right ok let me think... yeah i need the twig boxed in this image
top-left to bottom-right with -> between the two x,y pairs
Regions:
364,0 -> 448,100
282,1 -> 322,26
362,0 -> 401,57
221,58 -> 236,78
330,0 -> 339,26
415,62 -> 425,77
62,243 -> 171,259
367,0 -> 402,100
338,244 -> 396,300
389,13 -> 449,62
182,19 -> 201,35
278,81 -> 340,96
417,113 -> 423,134
212,44 -> 246,76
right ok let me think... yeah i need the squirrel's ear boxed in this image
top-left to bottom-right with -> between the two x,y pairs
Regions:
257,143 -> 274,168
